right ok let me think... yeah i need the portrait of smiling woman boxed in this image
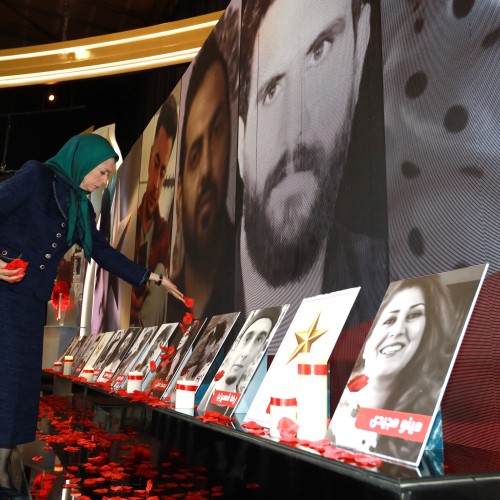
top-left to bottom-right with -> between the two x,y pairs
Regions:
327,265 -> 487,463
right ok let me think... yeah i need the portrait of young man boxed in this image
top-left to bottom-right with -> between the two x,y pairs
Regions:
235,0 -> 388,397
198,305 -> 286,416
130,95 -> 178,327
167,13 -> 239,323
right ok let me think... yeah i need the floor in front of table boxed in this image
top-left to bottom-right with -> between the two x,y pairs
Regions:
15,382 -> 265,500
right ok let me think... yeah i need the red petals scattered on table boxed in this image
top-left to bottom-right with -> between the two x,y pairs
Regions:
196,410 -> 235,425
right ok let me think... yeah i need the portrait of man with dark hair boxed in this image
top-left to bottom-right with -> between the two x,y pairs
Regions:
168,9 -> 240,323
235,0 -> 388,370
198,305 -> 287,416
131,94 -> 179,327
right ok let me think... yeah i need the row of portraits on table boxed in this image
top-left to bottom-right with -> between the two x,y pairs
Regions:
62,263 -> 487,467
79,0 -> 500,455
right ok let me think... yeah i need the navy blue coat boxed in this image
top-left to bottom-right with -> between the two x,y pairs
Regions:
0,160 -> 149,301
0,160 -> 149,445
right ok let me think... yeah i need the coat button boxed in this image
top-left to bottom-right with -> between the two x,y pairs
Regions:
1,250 -> 6,256
61,222 -> 66,227
56,233 -> 62,238
45,254 -> 51,259
40,264 -> 45,270
52,243 -> 57,248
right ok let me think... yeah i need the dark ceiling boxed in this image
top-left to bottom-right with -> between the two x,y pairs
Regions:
0,0 -> 198,49
0,0 -> 228,172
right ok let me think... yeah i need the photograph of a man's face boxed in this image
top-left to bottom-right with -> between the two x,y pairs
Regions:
198,305 -> 288,416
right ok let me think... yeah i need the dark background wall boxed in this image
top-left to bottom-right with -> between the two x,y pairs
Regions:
0,0 -> 229,172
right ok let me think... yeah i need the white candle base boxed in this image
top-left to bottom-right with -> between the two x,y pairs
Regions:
82,367 -> 95,383
296,354 -> 328,442
63,356 -> 73,376
127,371 -> 144,393
175,380 -> 198,409
270,397 -> 297,438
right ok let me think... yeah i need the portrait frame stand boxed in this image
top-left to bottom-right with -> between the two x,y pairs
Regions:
233,354 -> 268,415
420,408 -> 444,475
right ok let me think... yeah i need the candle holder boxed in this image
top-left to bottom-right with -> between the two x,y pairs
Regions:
126,371 -> 144,393
82,367 -> 95,383
296,352 -> 328,441
175,380 -> 198,409
63,355 -> 73,376
269,393 -> 297,439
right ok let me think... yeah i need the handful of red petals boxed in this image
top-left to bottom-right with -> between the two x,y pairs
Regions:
4,258 -> 29,282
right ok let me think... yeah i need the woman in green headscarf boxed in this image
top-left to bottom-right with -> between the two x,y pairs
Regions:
0,133 -> 184,494
45,133 -> 118,261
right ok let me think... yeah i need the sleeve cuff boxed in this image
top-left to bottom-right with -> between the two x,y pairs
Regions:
139,269 -> 151,286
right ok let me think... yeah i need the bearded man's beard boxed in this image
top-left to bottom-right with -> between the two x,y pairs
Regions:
224,374 -> 237,386
244,127 -> 350,287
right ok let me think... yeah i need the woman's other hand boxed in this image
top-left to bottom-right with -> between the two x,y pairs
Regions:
0,259 -> 26,282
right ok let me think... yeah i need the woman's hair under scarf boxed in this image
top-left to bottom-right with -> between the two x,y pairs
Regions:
45,133 -> 119,261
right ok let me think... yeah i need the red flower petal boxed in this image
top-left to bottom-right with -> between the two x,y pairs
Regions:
182,312 -> 194,325
241,421 -> 263,430
5,258 -> 29,271
149,360 -> 157,371
277,417 -> 298,439
354,453 -> 382,467
246,483 -> 260,490
184,297 -> 194,308
347,374 -> 369,392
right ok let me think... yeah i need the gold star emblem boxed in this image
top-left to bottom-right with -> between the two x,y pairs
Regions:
286,313 -> 328,364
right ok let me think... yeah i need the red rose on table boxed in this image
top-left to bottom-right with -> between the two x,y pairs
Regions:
277,417 -> 298,440
5,258 -> 29,282
347,374 -> 369,392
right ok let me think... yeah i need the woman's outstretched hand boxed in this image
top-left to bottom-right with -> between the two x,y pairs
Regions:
157,274 -> 184,302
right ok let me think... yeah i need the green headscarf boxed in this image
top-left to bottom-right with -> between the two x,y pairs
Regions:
45,133 -> 119,261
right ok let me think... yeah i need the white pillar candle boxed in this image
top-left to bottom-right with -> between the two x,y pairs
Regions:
269,394 -> 297,439
296,352 -> 328,442
126,371 -> 144,393
63,356 -> 73,376
81,367 -> 95,383
175,380 -> 198,409
53,361 -> 63,372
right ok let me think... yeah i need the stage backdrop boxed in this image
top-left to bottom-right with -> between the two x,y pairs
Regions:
84,0 -> 500,453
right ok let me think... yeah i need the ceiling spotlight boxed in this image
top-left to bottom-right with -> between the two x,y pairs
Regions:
48,92 -> 56,102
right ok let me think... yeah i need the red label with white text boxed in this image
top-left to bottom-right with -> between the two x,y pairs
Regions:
210,390 -> 241,408
151,380 -> 168,391
355,407 -> 432,442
